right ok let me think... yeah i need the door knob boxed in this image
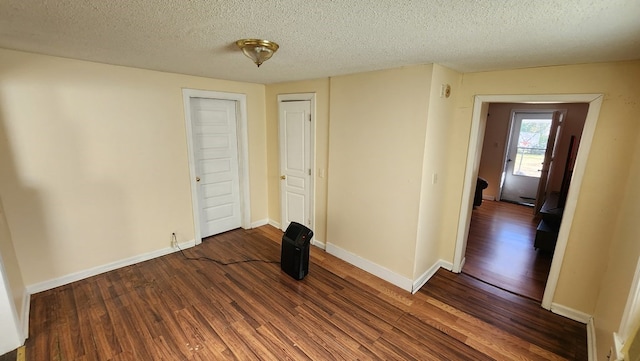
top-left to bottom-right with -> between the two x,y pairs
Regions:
196,177 -> 201,182
280,175 -> 286,180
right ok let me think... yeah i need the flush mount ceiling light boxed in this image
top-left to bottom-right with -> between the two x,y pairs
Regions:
235,39 -> 279,67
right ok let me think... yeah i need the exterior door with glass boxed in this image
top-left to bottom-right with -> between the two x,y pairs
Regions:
500,111 -> 554,205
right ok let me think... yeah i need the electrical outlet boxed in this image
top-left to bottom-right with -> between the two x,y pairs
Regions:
171,232 -> 178,248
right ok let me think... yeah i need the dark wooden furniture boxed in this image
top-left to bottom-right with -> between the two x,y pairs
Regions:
534,135 -> 578,252
474,177 -> 488,206
535,193 -> 563,252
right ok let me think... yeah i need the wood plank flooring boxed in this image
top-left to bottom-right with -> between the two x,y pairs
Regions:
26,225 -> 585,360
0,349 -> 17,361
463,200 -> 554,301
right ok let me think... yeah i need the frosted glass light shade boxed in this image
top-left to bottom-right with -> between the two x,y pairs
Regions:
235,39 -> 279,67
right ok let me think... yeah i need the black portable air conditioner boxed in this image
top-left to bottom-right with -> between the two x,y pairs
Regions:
280,222 -> 313,280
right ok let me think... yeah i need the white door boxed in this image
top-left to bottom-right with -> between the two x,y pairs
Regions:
190,98 -> 242,237
501,111 -> 554,205
279,100 -> 312,230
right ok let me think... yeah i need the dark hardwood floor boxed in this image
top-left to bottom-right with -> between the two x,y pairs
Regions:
26,225 -> 585,360
0,349 -> 17,361
463,200 -> 554,301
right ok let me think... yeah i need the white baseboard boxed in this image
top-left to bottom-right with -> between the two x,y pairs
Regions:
586,318 -> 596,361
250,219 -> 269,228
613,332 -> 624,361
482,195 -> 496,201
325,242 -> 413,292
311,239 -> 326,250
452,256 -> 466,273
26,239 -> 196,294
412,260 -> 453,294
268,219 -> 282,230
550,302 -> 592,324
552,304 -> 595,360
20,289 -> 30,341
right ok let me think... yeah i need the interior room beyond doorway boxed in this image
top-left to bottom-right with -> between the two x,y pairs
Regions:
463,102 -> 589,302
463,200 -> 552,301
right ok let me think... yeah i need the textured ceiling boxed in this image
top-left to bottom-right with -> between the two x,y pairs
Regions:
1,0 -> 639,84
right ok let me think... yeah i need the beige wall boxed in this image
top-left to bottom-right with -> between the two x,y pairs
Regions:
0,49 -> 267,286
479,103 -> 588,200
0,196 -> 25,326
327,65 -> 433,278
593,128 -> 640,360
3,46 -> 639,358
414,65 -> 462,278
265,79 -> 330,242
264,65 -> 464,282
443,60 -> 640,317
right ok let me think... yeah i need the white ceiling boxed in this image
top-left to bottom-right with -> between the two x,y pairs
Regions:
1,0 -> 639,84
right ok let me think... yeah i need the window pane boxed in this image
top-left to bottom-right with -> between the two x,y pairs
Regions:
512,118 -> 551,178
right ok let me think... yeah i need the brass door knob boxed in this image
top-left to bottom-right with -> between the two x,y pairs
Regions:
280,175 -> 286,180
196,177 -> 201,182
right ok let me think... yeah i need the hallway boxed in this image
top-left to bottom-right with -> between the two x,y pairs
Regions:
463,200 -> 553,301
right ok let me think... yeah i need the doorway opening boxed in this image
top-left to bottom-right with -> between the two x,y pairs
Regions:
466,105 -> 580,301
452,94 -> 603,310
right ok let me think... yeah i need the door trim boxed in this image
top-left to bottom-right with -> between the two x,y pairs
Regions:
277,93 -> 316,235
452,93 -> 603,310
182,89 -> 251,245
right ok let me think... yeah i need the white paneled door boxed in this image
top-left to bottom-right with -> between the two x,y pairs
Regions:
279,100 -> 312,230
190,98 -> 242,237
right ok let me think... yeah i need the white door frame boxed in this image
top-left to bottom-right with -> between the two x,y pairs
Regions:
617,256 -> 640,352
182,89 -> 251,245
277,93 -> 315,234
0,254 -> 23,354
452,93 -> 603,310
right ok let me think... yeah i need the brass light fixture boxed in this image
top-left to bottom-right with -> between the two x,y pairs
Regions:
235,39 -> 279,67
